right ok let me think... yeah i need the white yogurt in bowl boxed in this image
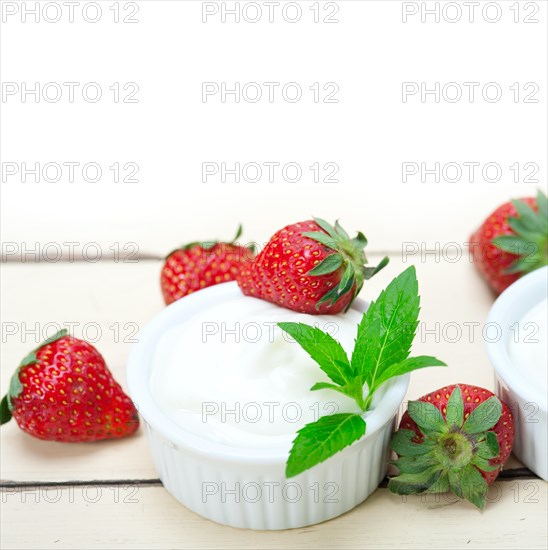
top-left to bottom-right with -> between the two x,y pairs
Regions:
486,267 -> 548,480
150,298 -> 363,451
128,282 -> 410,529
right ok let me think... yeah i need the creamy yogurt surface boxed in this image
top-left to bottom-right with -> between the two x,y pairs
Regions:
150,295 -> 364,450
507,298 -> 548,394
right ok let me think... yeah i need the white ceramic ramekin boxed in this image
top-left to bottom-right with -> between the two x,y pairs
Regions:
127,282 -> 410,530
485,266 -> 548,481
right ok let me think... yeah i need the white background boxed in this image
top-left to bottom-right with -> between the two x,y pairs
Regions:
1,0 -> 547,255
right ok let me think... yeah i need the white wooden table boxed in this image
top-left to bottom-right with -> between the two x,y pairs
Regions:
1,240 -> 547,549
2,0 -> 546,544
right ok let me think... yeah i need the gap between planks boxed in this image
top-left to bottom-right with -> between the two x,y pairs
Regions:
0,468 -> 539,490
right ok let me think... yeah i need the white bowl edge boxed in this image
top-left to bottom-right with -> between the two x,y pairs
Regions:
485,266 -> 548,480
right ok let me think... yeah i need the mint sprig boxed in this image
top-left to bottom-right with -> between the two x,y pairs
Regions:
286,414 -> 366,478
279,266 -> 446,478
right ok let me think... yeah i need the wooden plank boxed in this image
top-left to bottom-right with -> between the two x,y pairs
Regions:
1,480 -> 546,549
0,253 -> 526,482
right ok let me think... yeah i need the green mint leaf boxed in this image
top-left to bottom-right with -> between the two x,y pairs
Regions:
310,381 -> 345,394
285,413 -> 366,478
407,400 -> 446,434
307,253 -> 343,276
462,396 -> 502,434
277,322 -> 352,386
311,380 -> 365,406
351,315 -> 381,384
445,385 -> 464,428
370,355 -> 446,393
351,266 -> 420,391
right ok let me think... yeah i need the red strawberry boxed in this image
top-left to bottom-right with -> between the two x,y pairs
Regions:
0,330 -> 139,442
161,225 -> 255,305
469,190 -> 547,294
389,384 -> 514,509
237,218 -> 388,314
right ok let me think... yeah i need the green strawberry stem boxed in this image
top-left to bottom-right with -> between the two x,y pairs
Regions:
0,395 -> 11,424
493,189 -> 548,275
166,224 -> 254,258
0,329 -> 68,425
388,385 -> 503,509
303,217 -> 388,310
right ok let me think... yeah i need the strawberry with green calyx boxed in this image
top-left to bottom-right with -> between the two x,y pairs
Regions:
388,384 -> 514,509
161,224 -> 255,305
469,190 -> 548,294
237,218 -> 389,314
1,329 -> 139,442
